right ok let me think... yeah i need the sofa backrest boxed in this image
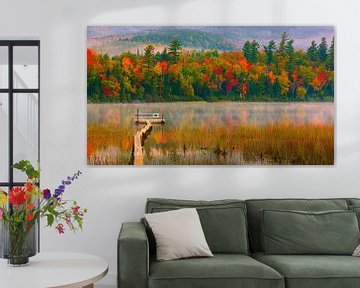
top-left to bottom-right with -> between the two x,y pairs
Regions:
348,198 -> 360,207
245,198 -> 349,252
145,198 -> 249,255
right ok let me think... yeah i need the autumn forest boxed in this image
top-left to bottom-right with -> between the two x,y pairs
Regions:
87,32 -> 334,103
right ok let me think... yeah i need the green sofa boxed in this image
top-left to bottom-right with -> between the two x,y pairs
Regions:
118,198 -> 360,288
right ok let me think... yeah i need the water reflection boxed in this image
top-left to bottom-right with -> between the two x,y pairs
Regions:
88,102 -> 334,127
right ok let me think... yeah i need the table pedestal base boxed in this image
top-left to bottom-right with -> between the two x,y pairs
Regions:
83,285 -> 94,288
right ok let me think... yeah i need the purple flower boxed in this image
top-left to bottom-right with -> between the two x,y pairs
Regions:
54,170 -> 82,199
54,189 -> 63,198
43,189 -> 51,200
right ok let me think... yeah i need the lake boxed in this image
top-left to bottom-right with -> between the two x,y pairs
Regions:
87,102 -> 334,165
88,102 -> 334,126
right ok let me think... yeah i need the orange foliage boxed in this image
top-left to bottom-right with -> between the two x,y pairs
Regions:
241,83 -> 248,96
122,57 -> 134,73
278,70 -> 290,96
87,49 -> 104,74
158,61 -> 168,73
310,72 -> 327,91
267,71 -> 276,85
87,49 -> 97,66
101,75 -> 120,97
292,71 -> 299,82
239,58 -> 251,71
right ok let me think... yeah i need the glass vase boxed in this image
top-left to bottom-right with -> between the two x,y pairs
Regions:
0,220 -> 37,266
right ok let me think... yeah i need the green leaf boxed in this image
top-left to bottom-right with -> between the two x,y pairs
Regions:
13,160 -> 40,180
47,214 -> 54,227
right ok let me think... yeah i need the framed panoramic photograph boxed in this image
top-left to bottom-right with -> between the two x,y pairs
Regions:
87,26 -> 334,165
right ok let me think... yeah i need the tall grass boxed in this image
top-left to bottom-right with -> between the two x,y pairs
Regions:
87,123 -> 133,165
87,122 -> 334,165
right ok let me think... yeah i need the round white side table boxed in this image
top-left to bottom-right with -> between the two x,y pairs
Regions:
0,252 -> 108,288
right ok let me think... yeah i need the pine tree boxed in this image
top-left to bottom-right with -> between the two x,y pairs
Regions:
250,40 -> 260,63
318,37 -> 328,63
264,40 -> 276,65
307,41 -> 319,62
285,39 -> 294,57
242,40 -> 259,63
168,37 -> 182,63
278,32 -> 289,56
161,48 -> 169,61
326,37 -> 334,70
285,38 -> 295,71
242,41 -> 252,61
144,44 -> 155,68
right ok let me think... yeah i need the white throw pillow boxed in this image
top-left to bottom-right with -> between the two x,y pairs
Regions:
353,244 -> 360,256
145,208 -> 213,261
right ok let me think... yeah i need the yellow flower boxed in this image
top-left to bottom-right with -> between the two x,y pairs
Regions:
0,190 -> 7,206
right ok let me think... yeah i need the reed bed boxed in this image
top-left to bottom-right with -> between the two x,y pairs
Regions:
87,123 -> 133,165
87,122 -> 334,165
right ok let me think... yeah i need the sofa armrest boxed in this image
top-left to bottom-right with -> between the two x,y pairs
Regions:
118,222 -> 149,288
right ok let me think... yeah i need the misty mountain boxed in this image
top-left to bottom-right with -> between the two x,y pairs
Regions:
87,26 -> 334,50
131,28 -> 236,51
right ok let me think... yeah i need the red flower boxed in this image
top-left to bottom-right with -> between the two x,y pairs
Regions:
56,223 -> 65,234
9,187 -> 26,205
72,205 -> 80,215
26,214 -> 33,221
25,182 -> 33,192
26,203 -> 34,210
65,214 -> 71,225
24,193 -> 31,201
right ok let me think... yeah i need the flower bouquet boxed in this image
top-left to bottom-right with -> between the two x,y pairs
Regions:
0,160 -> 87,266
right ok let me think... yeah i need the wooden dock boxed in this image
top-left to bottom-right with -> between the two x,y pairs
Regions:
133,121 -> 153,165
135,118 -> 165,125
131,110 -> 166,165
134,110 -> 165,125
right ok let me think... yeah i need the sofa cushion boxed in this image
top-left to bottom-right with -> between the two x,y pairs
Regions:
145,208 -> 213,261
350,206 -> 360,227
347,199 -> 360,229
253,252 -> 360,288
149,254 -> 284,288
146,198 -> 248,254
261,209 -> 359,255
246,198 -> 349,252
347,198 -> 360,207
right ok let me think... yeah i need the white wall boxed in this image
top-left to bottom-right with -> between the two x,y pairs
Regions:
1,0 -> 360,285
